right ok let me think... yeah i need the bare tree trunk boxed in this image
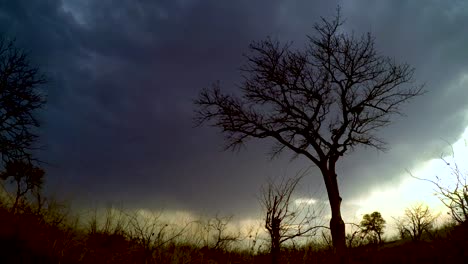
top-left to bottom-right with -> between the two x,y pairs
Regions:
271,241 -> 280,264
322,165 -> 347,262
330,197 -> 346,262
13,194 -> 20,213
12,180 -> 22,213
271,218 -> 281,264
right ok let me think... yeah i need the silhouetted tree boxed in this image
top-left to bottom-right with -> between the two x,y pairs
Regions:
359,211 -> 385,244
260,173 -> 324,264
195,8 -> 423,256
0,159 -> 44,212
0,37 -> 46,164
395,203 -> 437,242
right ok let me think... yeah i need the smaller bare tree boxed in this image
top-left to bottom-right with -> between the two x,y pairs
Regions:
260,172 -> 325,264
211,215 -> 240,251
197,214 -> 241,251
0,159 -> 44,213
245,222 -> 263,255
125,210 -> 191,262
345,222 -> 362,248
394,203 -> 438,242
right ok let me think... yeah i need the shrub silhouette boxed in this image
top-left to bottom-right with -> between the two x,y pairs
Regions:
359,211 -> 386,244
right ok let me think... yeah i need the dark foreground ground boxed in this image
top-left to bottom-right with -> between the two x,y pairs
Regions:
0,203 -> 467,264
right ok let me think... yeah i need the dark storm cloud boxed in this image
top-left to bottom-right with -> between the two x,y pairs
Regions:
1,0 -> 467,217
337,0 -> 468,200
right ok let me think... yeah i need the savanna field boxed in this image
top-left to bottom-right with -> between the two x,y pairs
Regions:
0,196 -> 467,263
2,1 -> 468,263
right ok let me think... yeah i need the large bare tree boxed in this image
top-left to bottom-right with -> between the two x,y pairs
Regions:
195,10 -> 423,255
0,37 -> 46,164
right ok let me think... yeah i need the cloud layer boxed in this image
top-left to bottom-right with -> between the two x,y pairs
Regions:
1,0 -> 467,217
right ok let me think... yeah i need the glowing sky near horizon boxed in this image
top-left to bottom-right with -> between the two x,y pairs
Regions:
347,120 -> 468,233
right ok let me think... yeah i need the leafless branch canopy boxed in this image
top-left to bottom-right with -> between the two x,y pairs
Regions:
196,214 -> 241,251
195,12 -> 424,164
260,173 -> 325,246
394,203 -> 438,241
0,37 -> 46,163
0,159 -> 44,212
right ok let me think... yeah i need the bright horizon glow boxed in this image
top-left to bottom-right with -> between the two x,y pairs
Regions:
295,198 -> 317,205
348,122 -> 468,236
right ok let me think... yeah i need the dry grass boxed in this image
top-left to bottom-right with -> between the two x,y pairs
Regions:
0,198 -> 467,264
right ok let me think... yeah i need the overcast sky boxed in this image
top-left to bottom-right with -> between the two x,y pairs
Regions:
1,0 -> 468,223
